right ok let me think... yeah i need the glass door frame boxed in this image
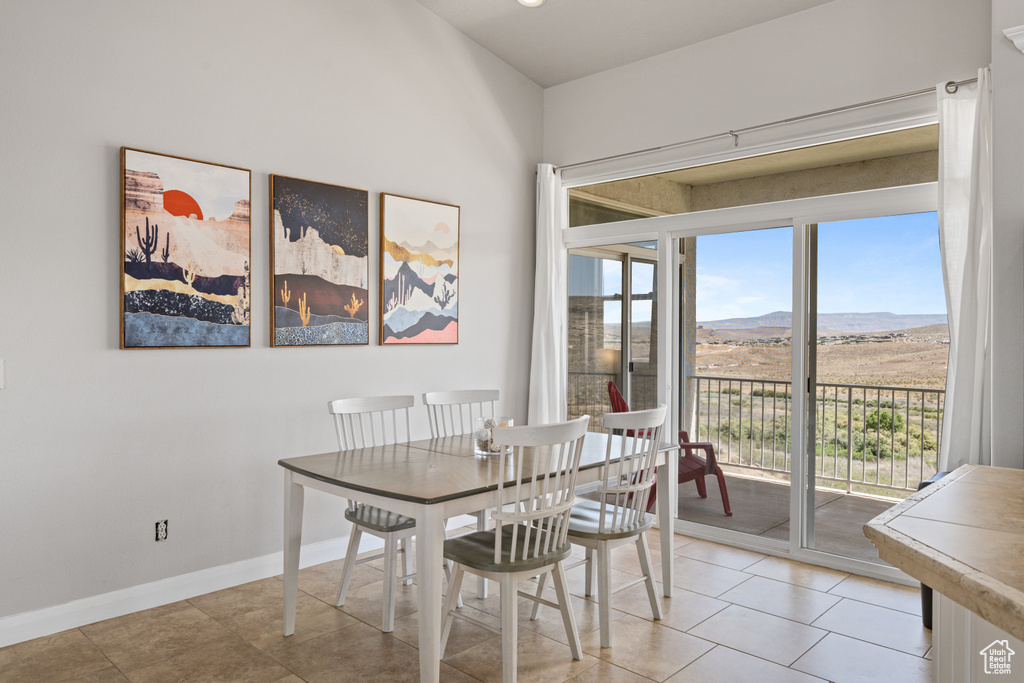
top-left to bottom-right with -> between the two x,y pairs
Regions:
567,243 -> 658,409
625,251 -> 658,408
562,183 -> 938,582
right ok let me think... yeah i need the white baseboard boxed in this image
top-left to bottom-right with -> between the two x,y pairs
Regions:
0,514 -> 475,650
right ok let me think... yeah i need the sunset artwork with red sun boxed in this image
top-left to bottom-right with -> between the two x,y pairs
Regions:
163,189 -> 203,220
121,147 -> 250,349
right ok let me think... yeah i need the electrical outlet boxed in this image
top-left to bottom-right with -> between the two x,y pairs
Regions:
155,520 -> 168,541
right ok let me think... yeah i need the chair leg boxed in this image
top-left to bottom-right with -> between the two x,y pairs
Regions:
636,533 -> 663,620
399,537 -> 413,585
596,541 -> 613,648
382,534 -> 397,633
695,475 -> 708,498
585,547 -> 595,597
336,525 -> 362,607
442,557 -> 463,610
440,565 -> 466,657
715,466 -> 733,516
530,571 -> 547,620
500,574 -> 518,683
550,562 -> 582,660
476,510 -> 489,599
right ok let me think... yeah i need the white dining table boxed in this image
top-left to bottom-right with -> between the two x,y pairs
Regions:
279,431 -> 679,682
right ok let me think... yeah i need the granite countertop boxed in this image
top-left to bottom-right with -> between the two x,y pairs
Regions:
864,464 -> 1024,641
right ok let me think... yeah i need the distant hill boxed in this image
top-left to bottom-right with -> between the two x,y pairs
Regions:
698,311 -> 947,334
904,323 -> 949,335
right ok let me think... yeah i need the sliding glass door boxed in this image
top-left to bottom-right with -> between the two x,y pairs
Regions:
806,211 -> 945,563
676,212 -> 946,560
680,226 -> 794,540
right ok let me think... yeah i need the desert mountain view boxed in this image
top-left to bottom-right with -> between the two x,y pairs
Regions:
606,312 -> 950,389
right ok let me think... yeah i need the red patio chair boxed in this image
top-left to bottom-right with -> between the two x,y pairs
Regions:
608,380 -> 630,414
606,381 -> 639,437
607,383 -> 731,516
646,431 -> 732,516
606,378 -> 638,438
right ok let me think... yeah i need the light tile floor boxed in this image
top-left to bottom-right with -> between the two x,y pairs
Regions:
0,528 -> 933,682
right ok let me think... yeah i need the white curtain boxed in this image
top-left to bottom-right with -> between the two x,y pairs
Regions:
527,163 -> 568,424
937,67 -> 992,472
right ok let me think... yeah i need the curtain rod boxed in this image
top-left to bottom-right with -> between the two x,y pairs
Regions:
553,77 -> 978,173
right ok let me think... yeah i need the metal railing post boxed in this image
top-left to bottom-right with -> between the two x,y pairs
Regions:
846,386 -> 853,493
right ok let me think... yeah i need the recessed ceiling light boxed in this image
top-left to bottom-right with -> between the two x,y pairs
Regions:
517,0 -> 545,7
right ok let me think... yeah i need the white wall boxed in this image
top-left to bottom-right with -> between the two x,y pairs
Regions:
990,0 -> 1024,470
544,0 -> 990,166
0,0 -> 542,622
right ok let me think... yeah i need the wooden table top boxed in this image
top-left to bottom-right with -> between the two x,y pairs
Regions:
279,432 -> 674,505
864,464 -> 1024,641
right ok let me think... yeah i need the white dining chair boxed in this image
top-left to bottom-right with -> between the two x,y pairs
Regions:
423,389 -> 499,598
329,395 -> 453,632
531,405 -> 667,648
423,389 -> 499,438
440,415 -> 590,683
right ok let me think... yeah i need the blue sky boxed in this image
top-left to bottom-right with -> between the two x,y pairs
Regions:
594,212 -> 946,324
601,260 -> 655,326
694,212 -> 946,322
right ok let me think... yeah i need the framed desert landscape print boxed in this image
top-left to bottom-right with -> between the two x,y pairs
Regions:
379,193 -> 459,345
121,147 -> 251,349
270,175 -> 369,346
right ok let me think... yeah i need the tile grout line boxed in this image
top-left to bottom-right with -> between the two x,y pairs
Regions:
677,643 -> 835,683
807,599 -> 933,660
823,590 -> 924,617
73,625 -> 131,680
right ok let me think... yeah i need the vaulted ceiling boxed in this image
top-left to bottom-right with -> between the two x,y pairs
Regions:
412,0 -> 837,87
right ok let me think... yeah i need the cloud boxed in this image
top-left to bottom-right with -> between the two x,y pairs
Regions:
696,273 -> 741,295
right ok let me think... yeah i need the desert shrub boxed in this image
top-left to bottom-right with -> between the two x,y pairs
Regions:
857,436 -> 887,460
866,409 -> 905,432
920,430 -> 938,451
752,387 -> 792,399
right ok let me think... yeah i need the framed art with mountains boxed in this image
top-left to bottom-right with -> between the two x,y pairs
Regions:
121,147 -> 251,349
270,175 -> 369,346
379,193 -> 459,345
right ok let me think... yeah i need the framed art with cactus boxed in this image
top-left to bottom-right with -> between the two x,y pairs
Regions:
379,193 -> 459,345
270,175 -> 369,346
120,147 -> 251,349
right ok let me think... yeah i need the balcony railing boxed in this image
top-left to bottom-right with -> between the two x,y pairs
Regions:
693,375 -> 943,495
567,370 -> 943,496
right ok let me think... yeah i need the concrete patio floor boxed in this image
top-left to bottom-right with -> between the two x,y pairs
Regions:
673,471 -> 898,564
